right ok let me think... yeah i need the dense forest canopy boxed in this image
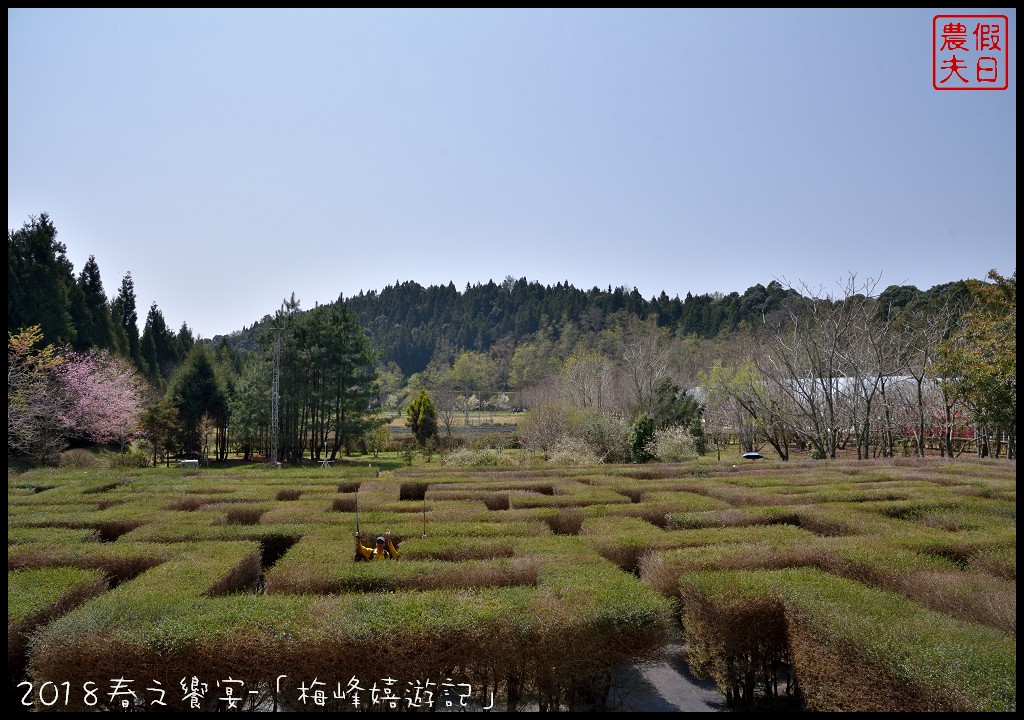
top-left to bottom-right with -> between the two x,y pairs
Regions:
217,276 -> 972,378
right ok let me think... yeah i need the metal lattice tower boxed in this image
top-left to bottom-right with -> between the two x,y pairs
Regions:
270,325 -> 281,467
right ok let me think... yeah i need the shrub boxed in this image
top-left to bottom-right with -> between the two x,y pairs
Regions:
775,567 -> 1016,712
679,570 -> 793,708
364,423 -> 392,457
8,567 -> 108,669
331,496 -> 357,512
652,425 -> 699,462
443,448 -> 516,467
8,455 -> 1016,713
58,449 -> 101,469
7,527 -> 100,545
546,438 -> 600,466
165,497 -> 206,511
968,545 -> 1015,581
469,432 -> 519,451
7,542 -> 172,584
390,435 -> 419,453
628,414 -> 656,463
518,401 -> 585,454
436,435 -> 467,455
107,450 -> 152,469
269,556 -> 543,595
546,507 -> 585,536
224,506 -> 267,525
399,482 -> 427,500
579,412 -> 630,463
483,493 -> 510,510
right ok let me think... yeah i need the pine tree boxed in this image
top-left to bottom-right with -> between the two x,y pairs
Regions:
406,389 -> 438,446
75,255 -> 114,351
167,344 -> 227,458
112,272 -> 146,373
7,213 -> 77,346
141,303 -> 177,385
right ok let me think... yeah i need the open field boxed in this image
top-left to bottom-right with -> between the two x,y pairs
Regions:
386,410 -> 521,431
8,456 -> 1016,712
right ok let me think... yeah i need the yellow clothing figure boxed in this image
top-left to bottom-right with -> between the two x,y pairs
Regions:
355,531 -> 399,561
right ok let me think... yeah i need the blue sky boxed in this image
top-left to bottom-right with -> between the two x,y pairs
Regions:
8,8 -> 1017,339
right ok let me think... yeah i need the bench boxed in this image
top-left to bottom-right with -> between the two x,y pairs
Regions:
180,459 -> 199,469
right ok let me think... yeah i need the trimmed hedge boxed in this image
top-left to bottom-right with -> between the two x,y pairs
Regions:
8,457 -> 1015,712
678,568 -> 1016,712
29,554 -> 668,712
9,566 -> 107,671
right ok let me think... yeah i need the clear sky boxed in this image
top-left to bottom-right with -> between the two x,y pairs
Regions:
8,8 -> 1017,339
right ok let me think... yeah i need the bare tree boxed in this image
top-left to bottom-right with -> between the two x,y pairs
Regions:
916,297 -> 973,457
432,384 -> 462,442
698,382 -> 734,461
448,351 -> 497,425
620,317 -> 670,418
702,356 -> 794,460
518,401 -> 582,459
755,275 -> 881,459
520,374 -> 564,410
562,349 -> 612,412
841,287 -> 902,459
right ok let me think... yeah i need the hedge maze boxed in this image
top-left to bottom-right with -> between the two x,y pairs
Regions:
8,458 -> 1016,711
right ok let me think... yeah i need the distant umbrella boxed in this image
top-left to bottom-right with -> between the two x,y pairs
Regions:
742,452 -> 764,460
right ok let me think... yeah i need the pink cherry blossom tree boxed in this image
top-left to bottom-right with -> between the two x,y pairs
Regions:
56,349 -> 148,452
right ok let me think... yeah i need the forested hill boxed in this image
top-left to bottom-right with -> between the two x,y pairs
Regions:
213,277 -> 967,376
344,278 -> 799,374
7,212 -> 972,385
